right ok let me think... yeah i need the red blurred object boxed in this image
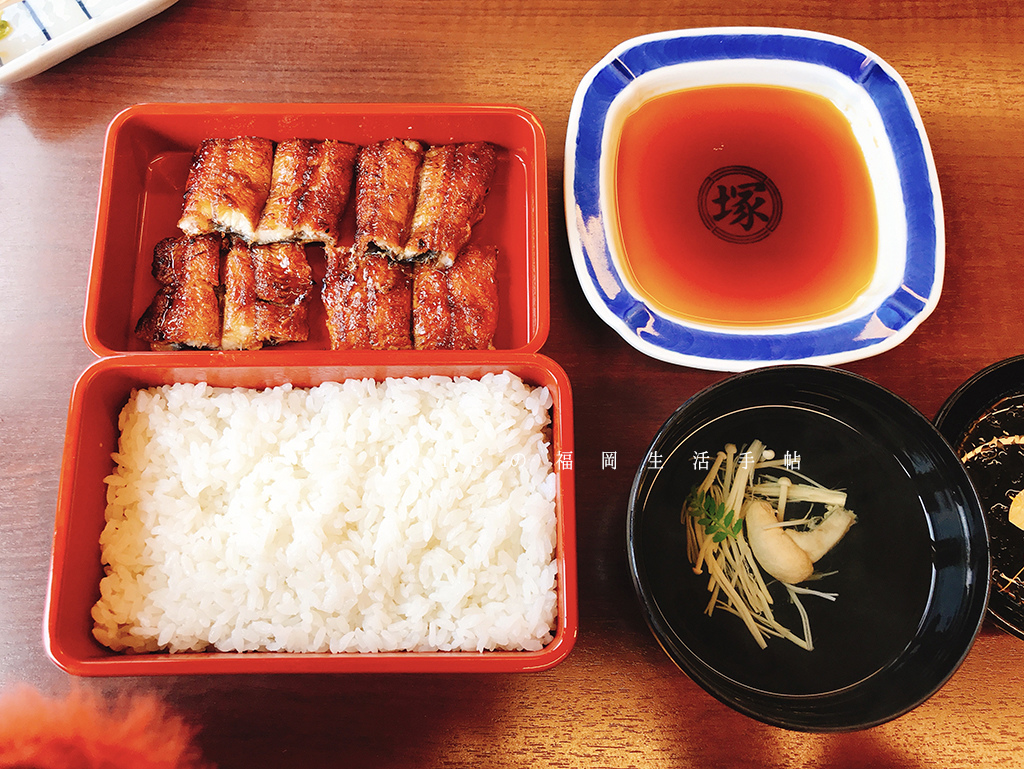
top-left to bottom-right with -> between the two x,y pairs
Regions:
0,684 -> 212,768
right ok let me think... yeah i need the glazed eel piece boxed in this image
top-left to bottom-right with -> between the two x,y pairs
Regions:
254,138 -> 359,246
221,238 -> 314,350
177,136 -> 274,243
412,243 -> 498,350
352,138 -> 426,259
401,141 -> 498,268
135,233 -> 224,350
321,245 -> 413,350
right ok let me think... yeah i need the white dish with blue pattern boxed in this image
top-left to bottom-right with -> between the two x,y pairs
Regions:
0,0 -> 178,84
564,27 -> 944,372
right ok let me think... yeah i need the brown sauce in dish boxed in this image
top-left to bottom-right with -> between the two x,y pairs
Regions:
612,85 -> 878,326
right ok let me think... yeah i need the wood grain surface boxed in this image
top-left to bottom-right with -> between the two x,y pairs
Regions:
2,1 -> 1023,767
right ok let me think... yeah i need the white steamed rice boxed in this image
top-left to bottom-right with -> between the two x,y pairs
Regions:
91,371 -> 558,654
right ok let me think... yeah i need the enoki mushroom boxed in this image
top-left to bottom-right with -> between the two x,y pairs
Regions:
683,440 -> 856,650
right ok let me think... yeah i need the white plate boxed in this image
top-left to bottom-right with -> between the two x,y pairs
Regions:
0,0 -> 178,84
564,28 -> 944,371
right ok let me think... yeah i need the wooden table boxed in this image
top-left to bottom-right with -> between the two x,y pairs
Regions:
2,1 -> 1023,766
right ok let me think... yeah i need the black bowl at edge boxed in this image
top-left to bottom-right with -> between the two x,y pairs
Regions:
936,354 -> 1024,641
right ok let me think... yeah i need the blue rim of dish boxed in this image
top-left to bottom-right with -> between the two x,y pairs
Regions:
564,27 -> 944,371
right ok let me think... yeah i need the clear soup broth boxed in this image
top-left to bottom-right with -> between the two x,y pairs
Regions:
612,85 -> 878,326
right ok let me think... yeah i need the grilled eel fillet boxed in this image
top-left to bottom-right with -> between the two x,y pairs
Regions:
412,243 -> 498,349
321,245 -> 413,350
221,239 -> 314,350
254,138 -> 359,246
178,137 -> 274,242
135,234 -> 223,350
353,139 -> 426,258
402,142 -> 498,267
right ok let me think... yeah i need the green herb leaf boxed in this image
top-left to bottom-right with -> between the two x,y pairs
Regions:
687,488 -> 742,544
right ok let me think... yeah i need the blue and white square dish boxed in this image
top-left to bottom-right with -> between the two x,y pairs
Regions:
564,27 -> 943,371
0,0 -> 178,84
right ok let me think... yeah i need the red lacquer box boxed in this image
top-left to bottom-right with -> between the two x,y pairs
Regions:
48,104 -> 575,675
83,102 -> 549,356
